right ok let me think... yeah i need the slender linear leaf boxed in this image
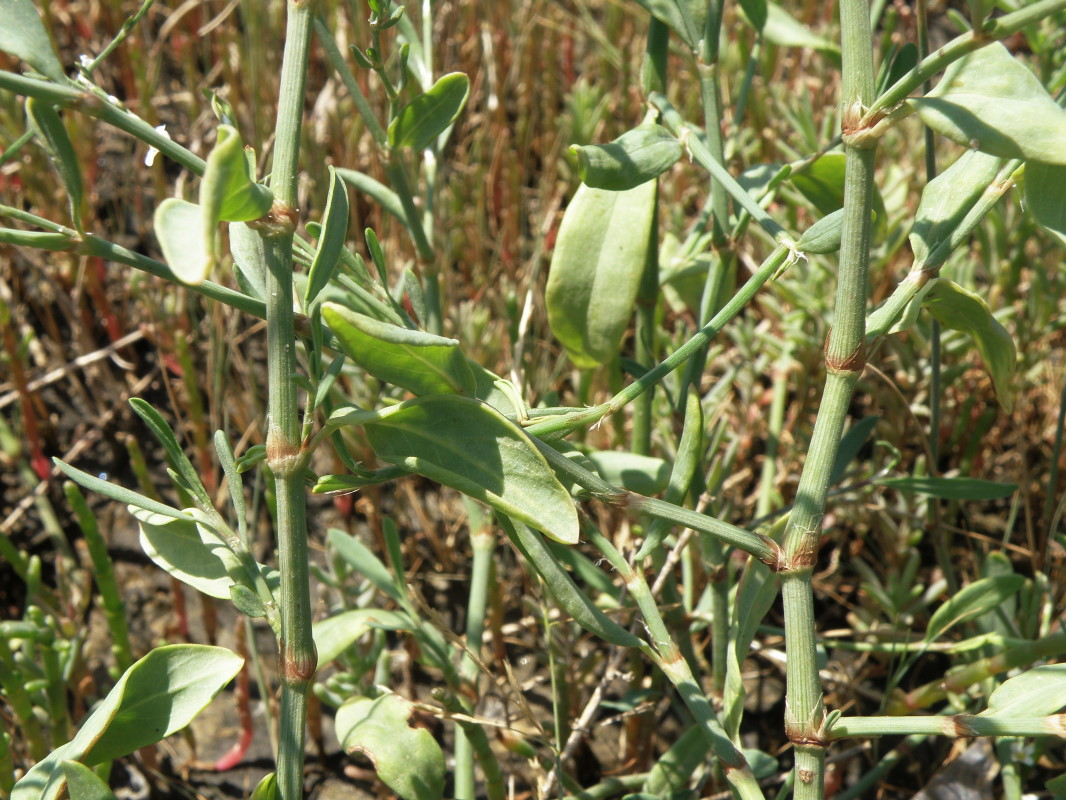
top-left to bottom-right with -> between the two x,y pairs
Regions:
388,72 -> 470,151
0,0 -> 65,82
926,574 -> 1024,642
26,98 -> 83,229
910,42 -> 1066,165
328,528 -> 406,604
335,168 -> 408,227
364,395 -> 579,544
53,458 -> 187,520
306,166 -> 350,306
877,475 -> 1018,501
631,0 -> 699,48
830,416 -> 879,485
337,694 -> 445,800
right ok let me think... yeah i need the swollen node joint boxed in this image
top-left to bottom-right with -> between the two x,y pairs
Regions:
267,426 -> 304,477
248,199 -> 299,237
281,641 -> 318,684
824,335 -> 866,374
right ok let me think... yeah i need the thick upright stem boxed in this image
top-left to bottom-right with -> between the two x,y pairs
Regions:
779,1 -> 875,797
263,3 -> 317,799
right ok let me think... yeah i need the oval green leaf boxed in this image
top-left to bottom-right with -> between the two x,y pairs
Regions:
925,574 -> 1024,642
572,123 -> 682,191
910,43 -> 1066,165
586,451 -> 671,496
364,394 -> 579,544
322,303 -> 475,396
388,72 -> 470,151
922,279 -> 1016,411
154,198 -> 211,285
0,0 -> 65,83
910,150 -> 1004,270
337,694 -> 445,800
546,179 -> 657,368
982,664 -> 1066,718
12,645 -> 243,800
26,98 -> 83,230
1024,161 -> 1066,247
313,608 -> 413,664
135,507 -> 263,599
60,761 -> 117,800
201,124 -> 274,222
796,208 -> 844,254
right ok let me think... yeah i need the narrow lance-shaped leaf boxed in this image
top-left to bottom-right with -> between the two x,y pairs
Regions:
923,280 -> 1016,411
337,694 -> 445,800
546,179 -> 657,368
388,72 -> 470,151
877,475 -> 1018,501
305,166 -> 350,306
925,574 -> 1024,642
12,645 -> 243,800
322,303 -> 475,396
26,98 -> 83,230
909,42 -> 1066,165
630,0 -> 699,48
362,394 -> 579,544
572,123 -> 682,191
0,0 -> 66,82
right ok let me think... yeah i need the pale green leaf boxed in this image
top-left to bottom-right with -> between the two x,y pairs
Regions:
322,303 -> 475,396
328,528 -> 406,604
26,98 -> 83,229
910,43 -> 1066,165
572,123 -> 681,191
877,475 -> 1017,501
60,761 -> 117,800
926,574 -> 1024,642
388,72 -> 470,151
0,0 -> 65,82
135,507 -> 259,599
314,608 -> 413,664
546,180 -> 656,368
201,125 -> 273,222
12,645 -> 242,800
761,2 -> 839,56
910,150 -> 1005,269
923,280 -> 1016,411
337,694 -> 445,800
1024,161 -> 1066,247
53,458 -> 187,520
982,664 -> 1066,717
630,0 -> 699,48
306,166 -> 350,306
365,395 -> 579,544
586,451 -> 670,496
154,198 -> 211,285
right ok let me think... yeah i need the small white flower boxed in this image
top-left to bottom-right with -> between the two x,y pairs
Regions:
145,124 -> 171,167
78,54 -> 93,69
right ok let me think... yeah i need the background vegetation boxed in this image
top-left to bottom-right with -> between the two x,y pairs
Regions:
2,0 -> 1066,798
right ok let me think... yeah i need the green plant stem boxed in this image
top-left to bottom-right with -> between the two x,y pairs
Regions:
828,714 -> 1066,739
261,4 -> 317,800
526,243 -> 791,440
0,70 -> 205,175
778,1 -> 876,797
861,0 -> 1066,124
583,527 -> 765,800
